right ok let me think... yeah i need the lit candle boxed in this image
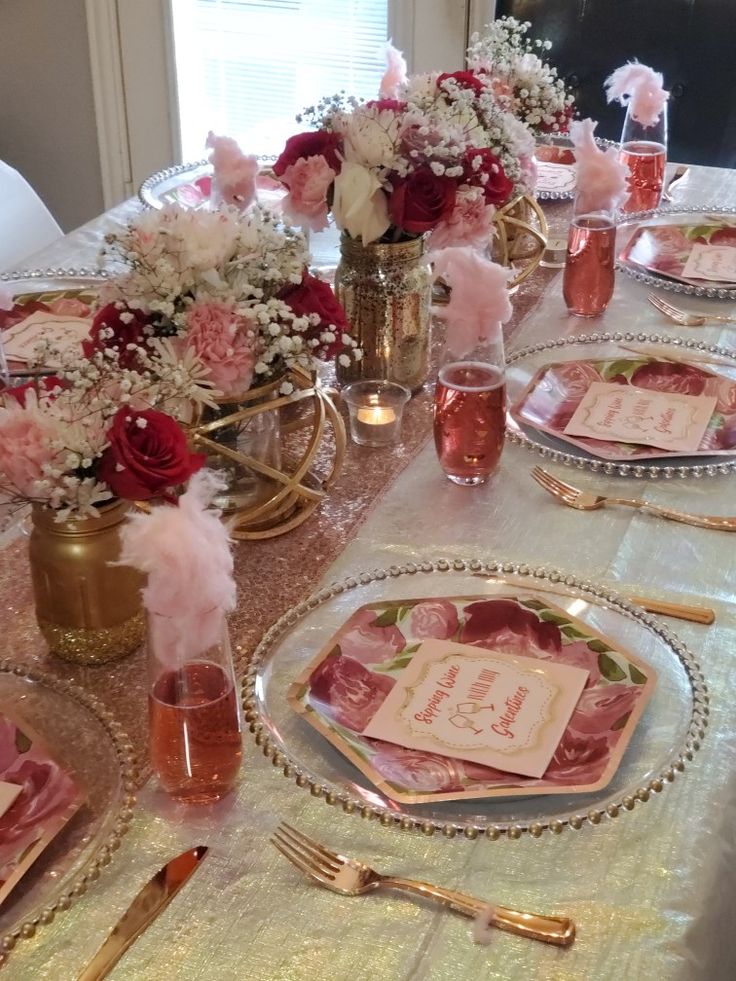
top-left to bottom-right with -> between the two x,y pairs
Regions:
356,405 -> 397,426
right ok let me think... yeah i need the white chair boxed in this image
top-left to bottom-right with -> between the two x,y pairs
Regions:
0,160 -> 63,271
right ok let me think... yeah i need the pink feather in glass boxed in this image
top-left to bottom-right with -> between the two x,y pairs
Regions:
604,62 -> 669,128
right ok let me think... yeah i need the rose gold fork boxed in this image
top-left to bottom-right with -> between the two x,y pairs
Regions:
271,822 -> 575,946
647,292 -> 736,328
531,466 -> 736,531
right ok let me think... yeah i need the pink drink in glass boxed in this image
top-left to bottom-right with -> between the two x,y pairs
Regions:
150,661 -> 242,803
434,361 -> 506,484
563,215 -> 616,317
620,140 -> 666,213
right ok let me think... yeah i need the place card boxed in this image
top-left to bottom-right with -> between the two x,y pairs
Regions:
563,381 -> 716,452
2,310 -> 91,364
681,243 -> 736,283
362,639 -> 589,779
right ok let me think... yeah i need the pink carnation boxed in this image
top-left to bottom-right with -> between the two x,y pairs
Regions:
185,300 -> 257,397
281,156 -> 335,232
206,131 -> 258,209
0,397 -> 58,497
429,186 -> 496,250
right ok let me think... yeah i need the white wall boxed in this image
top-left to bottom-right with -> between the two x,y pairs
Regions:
0,0 -> 104,232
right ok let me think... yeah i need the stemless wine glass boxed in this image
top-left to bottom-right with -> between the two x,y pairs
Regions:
619,103 -> 668,214
562,198 -> 617,317
433,332 -> 506,485
148,610 -> 242,803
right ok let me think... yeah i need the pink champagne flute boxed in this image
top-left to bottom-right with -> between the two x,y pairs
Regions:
434,336 -> 506,485
620,103 -> 668,214
563,209 -> 617,317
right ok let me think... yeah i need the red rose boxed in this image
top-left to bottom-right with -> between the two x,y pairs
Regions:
278,271 -> 351,358
389,168 -> 457,234
437,71 -> 486,97
463,148 -> 514,205
5,375 -> 66,405
83,303 -> 151,370
537,104 -> 574,135
273,131 -> 342,180
459,599 -> 562,656
542,730 -> 611,785
630,361 -> 710,396
98,407 -> 204,501
365,98 -> 407,112
369,743 -> 465,792
309,654 -> 395,732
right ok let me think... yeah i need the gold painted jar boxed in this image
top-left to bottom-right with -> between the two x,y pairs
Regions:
29,500 -> 145,665
334,234 -> 432,393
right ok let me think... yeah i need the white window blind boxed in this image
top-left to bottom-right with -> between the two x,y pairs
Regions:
170,0 -> 389,161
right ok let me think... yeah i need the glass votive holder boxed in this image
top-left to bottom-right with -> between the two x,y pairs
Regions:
342,380 -> 410,448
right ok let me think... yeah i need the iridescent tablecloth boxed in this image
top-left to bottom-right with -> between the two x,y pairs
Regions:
3,166 -> 736,980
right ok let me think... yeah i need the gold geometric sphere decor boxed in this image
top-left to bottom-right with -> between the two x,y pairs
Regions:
492,194 -> 549,289
190,367 -> 346,540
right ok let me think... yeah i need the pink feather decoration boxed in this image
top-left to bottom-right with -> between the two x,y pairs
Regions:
604,62 -> 669,127
118,471 -> 236,661
430,247 -> 513,358
569,118 -> 629,213
206,131 -> 259,209
379,41 -> 408,99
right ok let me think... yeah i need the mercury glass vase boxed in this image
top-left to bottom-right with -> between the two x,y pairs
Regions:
334,234 -> 432,393
29,500 -> 145,665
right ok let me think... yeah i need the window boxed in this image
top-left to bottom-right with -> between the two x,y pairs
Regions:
170,0 -> 389,160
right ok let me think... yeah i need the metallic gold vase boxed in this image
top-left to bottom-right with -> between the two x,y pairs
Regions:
29,500 -> 145,665
334,234 -> 432,392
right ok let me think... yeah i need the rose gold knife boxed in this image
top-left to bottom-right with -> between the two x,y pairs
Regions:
76,846 -> 208,981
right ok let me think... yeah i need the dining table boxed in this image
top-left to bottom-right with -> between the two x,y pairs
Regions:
0,162 -> 735,981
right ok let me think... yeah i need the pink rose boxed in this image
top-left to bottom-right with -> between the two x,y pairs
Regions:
281,156 -> 336,232
337,607 -> 406,664
535,640 -> 601,688
630,361 -> 710,396
185,300 -> 257,396
309,655 -> 394,732
544,361 -> 603,401
408,600 -> 459,640
0,759 -> 78,851
704,376 -> 736,415
543,730 -> 611,785
460,599 -> 562,657
0,399 -> 57,497
429,186 -> 496,250
569,683 -> 640,734
369,744 -> 465,792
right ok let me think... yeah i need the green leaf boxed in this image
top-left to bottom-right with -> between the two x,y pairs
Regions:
602,359 -> 637,380
372,607 -> 399,628
587,638 -> 614,655
560,624 -> 589,640
610,711 -> 631,731
14,729 -> 31,754
597,652 -> 626,682
629,664 -> 648,685
373,654 -> 414,673
396,605 -> 412,621
538,610 -> 570,626
518,598 -> 547,611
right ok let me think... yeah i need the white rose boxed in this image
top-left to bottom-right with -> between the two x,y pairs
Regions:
331,162 -> 391,244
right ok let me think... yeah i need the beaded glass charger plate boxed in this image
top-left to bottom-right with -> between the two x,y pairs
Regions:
138,159 -> 284,211
0,663 -> 136,963
533,134 -> 616,201
243,560 -> 707,840
616,206 -> 736,298
505,333 -> 736,478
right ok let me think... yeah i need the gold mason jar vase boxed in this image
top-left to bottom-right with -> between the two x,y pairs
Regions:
29,500 -> 145,665
334,234 -> 432,393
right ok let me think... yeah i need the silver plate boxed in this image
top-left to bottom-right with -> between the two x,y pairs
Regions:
534,134 -> 617,202
139,157 -> 279,210
616,206 -> 736,298
506,332 -> 736,479
242,559 -> 706,841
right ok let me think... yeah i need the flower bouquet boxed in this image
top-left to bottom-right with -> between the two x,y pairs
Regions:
466,16 -> 575,136
0,335 -> 210,662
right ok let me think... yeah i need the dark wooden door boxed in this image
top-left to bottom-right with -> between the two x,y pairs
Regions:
496,0 -> 736,167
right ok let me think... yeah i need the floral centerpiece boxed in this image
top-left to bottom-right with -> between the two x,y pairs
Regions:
274,68 -> 536,248
92,203 -> 361,397
466,16 -> 575,136
0,337 -> 210,663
